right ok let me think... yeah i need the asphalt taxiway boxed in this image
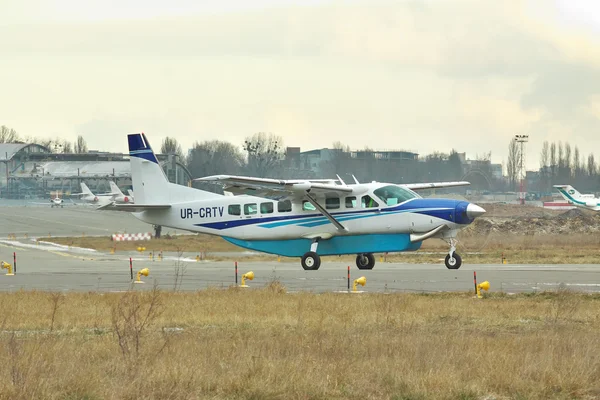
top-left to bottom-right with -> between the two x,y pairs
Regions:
0,204 -> 155,238
1,239 -> 600,293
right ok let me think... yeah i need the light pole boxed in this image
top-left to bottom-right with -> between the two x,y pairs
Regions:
514,134 -> 529,205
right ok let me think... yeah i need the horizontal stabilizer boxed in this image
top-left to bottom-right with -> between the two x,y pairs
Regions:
97,202 -> 171,212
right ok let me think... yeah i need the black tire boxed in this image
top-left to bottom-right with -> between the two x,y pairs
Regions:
356,253 -> 376,270
301,251 -> 321,271
445,253 -> 462,269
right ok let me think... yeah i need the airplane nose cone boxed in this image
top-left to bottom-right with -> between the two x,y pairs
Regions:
466,203 -> 486,219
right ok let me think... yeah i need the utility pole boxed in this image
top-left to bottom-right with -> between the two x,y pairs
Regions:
514,134 -> 529,205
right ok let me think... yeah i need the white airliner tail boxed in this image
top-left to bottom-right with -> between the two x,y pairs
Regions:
554,184 -> 600,210
128,133 -> 219,204
109,181 -> 125,196
81,183 -> 94,196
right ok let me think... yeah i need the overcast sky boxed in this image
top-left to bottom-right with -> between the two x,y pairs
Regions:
1,0 -> 600,170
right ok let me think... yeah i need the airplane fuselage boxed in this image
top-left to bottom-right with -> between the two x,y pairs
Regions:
133,190 -> 476,257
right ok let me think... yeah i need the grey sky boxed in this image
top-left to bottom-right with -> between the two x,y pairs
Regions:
1,0 -> 600,170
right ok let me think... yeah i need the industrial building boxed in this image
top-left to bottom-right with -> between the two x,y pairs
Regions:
0,142 -> 191,199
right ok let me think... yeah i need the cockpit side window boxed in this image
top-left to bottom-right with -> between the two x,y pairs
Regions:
361,195 -> 379,208
374,185 -> 418,206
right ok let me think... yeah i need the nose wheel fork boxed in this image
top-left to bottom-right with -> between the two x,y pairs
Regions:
444,238 -> 462,269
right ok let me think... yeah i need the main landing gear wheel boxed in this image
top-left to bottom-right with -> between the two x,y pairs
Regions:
301,251 -> 321,271
445,253 -> 462,269
356,253 -> 376,270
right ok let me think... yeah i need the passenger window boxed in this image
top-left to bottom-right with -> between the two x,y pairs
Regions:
361,195 -> 379,208
326,197 -> 340,210
277,200 -> 292,212
345,196 -> 356,208
303,200 -> 316,211
228,204 -> 241,216
244,203 -> 257,215
260,202 -> 274,214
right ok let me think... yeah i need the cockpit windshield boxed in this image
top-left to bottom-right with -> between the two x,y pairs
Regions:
373,185 -> 419,206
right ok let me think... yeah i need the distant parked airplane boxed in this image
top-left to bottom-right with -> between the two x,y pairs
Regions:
554,185 -> 600,211
71,183 -> 113,205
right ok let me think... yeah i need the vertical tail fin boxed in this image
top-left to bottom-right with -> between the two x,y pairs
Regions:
128,133 -> 221,204
80,183 -> 94,196
109,181 -> 125,196
128,133 -> 170,204
554,185 -> 582,202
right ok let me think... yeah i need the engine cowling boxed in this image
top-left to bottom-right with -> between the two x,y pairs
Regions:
94,196 -> 99,202
123,196 -> 129,203
585,200 -> 596,207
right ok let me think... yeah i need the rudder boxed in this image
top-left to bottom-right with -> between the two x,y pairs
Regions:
128,133 -> 170,204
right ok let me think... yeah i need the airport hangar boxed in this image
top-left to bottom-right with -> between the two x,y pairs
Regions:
0,142 -> 192,199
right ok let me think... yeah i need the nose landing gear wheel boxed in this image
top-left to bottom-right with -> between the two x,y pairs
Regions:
445,253 -> 462,269
356,253 -> 376,270
301,251 -> 321,271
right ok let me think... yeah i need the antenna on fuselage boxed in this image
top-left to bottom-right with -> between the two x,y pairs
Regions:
352,174 -> 360,184
336,174 -> 347,186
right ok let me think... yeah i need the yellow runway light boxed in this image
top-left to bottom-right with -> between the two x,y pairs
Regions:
476,281 -> 490,298
240,271 -> 254,287
353,276 -> 366,292
135,268 -> 149,284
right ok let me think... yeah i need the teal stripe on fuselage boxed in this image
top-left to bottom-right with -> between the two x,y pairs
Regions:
223,233 -> 422,257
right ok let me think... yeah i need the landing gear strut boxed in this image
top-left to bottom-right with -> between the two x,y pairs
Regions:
301,238 -> 321,270
356,253 -> 375,270
444,238 -> 462,269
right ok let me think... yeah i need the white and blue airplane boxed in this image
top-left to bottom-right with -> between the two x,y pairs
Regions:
101,133 -> 486,270
554,185 -> 600,211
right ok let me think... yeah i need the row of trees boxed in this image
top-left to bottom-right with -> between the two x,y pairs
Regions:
167,134 -> 500,191
1,124 -> 503,191
505,137 -> 600,193
539,140 -> 599,192
1,125 -> 89,154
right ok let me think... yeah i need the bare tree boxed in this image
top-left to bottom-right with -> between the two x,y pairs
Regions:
587,154 -> 596,176
540,141 -> 549,169
573,146 -> 580,177
507,138 -> 520,191
0,125 -> 19,143
322,141 -> 351,177
61,140 -> 73,153
564,142 -> 572,173
74,135 -> 88,153
187,140 -> 244,178
160,137 -> 184,161
539,141 -> 549,192
558,141 -> 564,170
243,132 -> 284,178
550,142 -> 557,179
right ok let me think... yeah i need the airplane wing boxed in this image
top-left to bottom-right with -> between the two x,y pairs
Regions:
196,175 -> 351,231
403,181 -> 470,190
97,202 -> 171,212
195,175 -> 352,200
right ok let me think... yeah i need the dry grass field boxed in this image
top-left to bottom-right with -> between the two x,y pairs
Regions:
42,232 -> 600,264
1,288 -> 600,399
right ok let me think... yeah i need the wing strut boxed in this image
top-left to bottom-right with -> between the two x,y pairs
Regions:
304,192 -> 348,232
